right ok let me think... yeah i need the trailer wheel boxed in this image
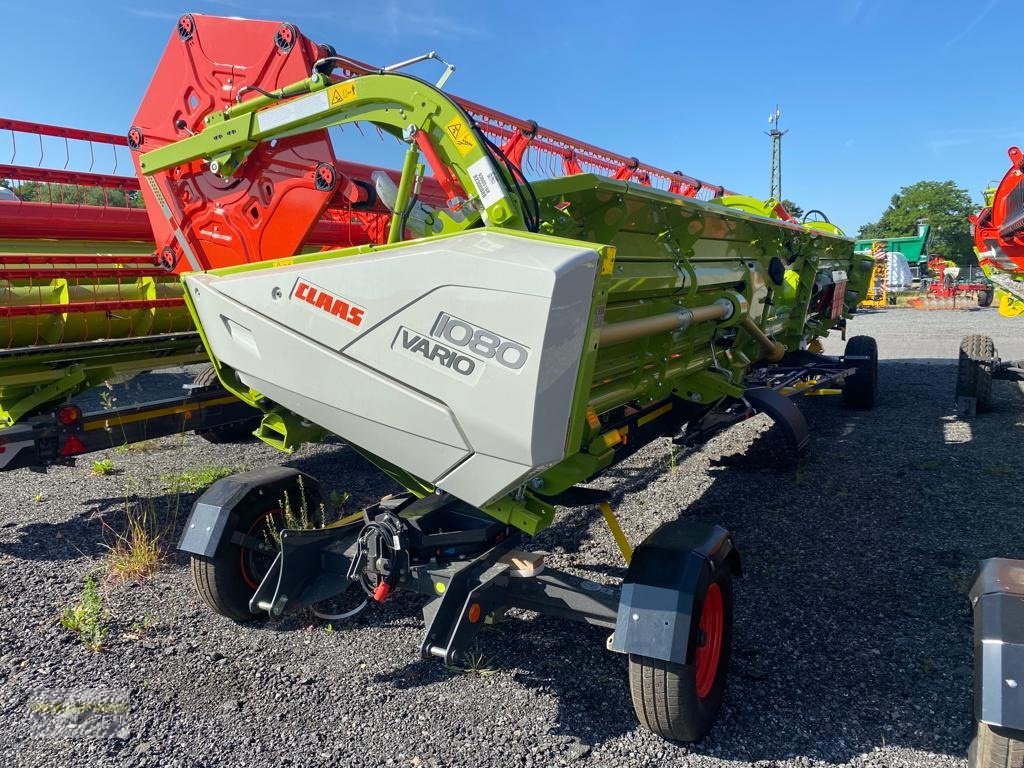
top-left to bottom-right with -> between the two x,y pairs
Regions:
956,334 -> 994,412
978,288 -> 994,307
970,722 -> 1024,768
191,365 -> 259,444
628,567 -> 733,742
191,482 -> 319,621
842,335 -> 878,409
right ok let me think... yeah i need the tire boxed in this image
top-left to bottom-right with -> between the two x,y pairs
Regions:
978,289 -> 994,308
842,335 -> 878,409
191,365 -> 260,444
969,722 -> 1024,768
191,480 -> 321,621
957,335 -> 995,413
628,566 -> 733,742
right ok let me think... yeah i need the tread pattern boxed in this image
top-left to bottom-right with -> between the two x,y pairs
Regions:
957,334 -> 995,412
842,335 -> 878,409
192,556 -> 257,622
969,722 -> 1024,768
191,482 -> 320,622
627,569 -> 733,742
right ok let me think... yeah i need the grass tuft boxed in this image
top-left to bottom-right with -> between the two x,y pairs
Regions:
448,648 -> 496,677
103,498 -> 166,583
161,465 -> 235,494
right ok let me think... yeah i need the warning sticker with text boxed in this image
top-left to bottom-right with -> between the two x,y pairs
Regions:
467,156 -> 505,210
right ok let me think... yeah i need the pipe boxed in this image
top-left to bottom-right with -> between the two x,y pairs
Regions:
740,316 -> 785,362
387,142 -> 422,244
598,298 -> 732,349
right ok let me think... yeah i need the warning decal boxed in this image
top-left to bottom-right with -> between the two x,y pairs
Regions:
445,116 -> 476,156
327,81 -> 357,107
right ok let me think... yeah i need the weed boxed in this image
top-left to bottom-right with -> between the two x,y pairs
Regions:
268,476 -> 330,546
324,623 -> 334,635
329,489 -> 351,513
98,383 -> 117,411
33,491 -> 46,503
664,440 -> 678,473
123,613 -> 159,641
161,465 -> 234,494
60,574 -> 106,652
984,465 -> 1012,476
449,649 -> 496,677
915,459 -> 941,471
103,497 -> 165,583
115,439 -> 160,455
90,458 -> 115,476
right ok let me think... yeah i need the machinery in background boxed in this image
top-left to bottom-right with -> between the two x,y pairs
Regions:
854,220 -> 931,279
859,241 -> 914,308
971,147 -> 1024,317
907,257 -> 992,310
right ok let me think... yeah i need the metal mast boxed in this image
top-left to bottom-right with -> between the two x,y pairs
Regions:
767,106 -> 787,201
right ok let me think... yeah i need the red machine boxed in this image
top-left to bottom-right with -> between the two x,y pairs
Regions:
128,13 -> 732,274
971,146 -> 1024,274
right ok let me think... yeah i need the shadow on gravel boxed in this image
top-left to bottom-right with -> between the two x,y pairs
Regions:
0,443 -> 398,564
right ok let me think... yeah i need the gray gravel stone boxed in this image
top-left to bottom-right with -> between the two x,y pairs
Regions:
0,307 -> 1019,768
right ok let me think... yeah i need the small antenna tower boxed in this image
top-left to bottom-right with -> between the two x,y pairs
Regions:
767,105 -> 787,201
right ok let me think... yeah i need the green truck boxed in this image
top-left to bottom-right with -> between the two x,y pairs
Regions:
854,220 -> 930,278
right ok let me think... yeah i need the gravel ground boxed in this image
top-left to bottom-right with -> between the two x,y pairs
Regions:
1,306 -> 1022,768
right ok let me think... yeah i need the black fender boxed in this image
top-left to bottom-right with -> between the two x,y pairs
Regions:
178,466 -> 320,558
972,558 -> 1024,731
744,386 -> 810,453
608,520 -> 740,665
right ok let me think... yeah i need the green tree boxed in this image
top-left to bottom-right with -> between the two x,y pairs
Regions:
857,180 -> 976,263
780,199 -> 804,220
5,180 -> 143,208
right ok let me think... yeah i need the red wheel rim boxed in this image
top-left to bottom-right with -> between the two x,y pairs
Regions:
239,509 -> 283,590
694,582 -> 724,699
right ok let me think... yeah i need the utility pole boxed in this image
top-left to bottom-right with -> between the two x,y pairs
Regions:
767,105 -> 787,201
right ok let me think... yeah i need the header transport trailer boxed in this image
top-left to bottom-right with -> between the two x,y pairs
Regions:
8,13 -> 875,742
962,146 -> 1024,767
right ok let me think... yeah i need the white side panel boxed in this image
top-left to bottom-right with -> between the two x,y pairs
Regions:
185,230 -> 599,508
189,283 -> 470,483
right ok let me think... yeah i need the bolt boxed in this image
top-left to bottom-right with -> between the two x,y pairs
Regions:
529,477 -> 545,490
210,160 -> 220,174
271,287 -> 283,300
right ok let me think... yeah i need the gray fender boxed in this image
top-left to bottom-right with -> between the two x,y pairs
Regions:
178,466 -> 320,559
972,558 -> 1024,731
608,520 -> 740,665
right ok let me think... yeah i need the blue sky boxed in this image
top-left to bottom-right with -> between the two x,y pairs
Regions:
3,0 -> 1021,234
